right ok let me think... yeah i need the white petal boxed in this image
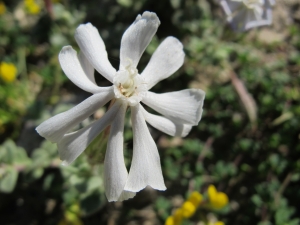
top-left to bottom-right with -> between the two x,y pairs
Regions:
75,23 -> 116,83
36,88 -> 114,143
57,101 -> 122,165
220,0 -> 274,31
230,8 -> 248,31
140,105 -> 192,137
78,51 -> 95,84
220,0 -> 242,19
59,46 -> 108,93
142,89 -> 205,126
104,103 -> 136,202
265,7 -> 273,23
117,191 -> 136,201
120,11 -> 160,70
244,12 -> 263,30
253,6 -> 263,20
124,104 -> 166,192
142,37 -> 185,90
245,9 -> 257,24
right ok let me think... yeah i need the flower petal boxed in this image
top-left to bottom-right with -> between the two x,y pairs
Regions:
142,89 -> 205,125
36,88 -> 114,143
140,105 -> 192,137
117,191 -> 136,202
59,46 -> 109,93
244,9 -> 272,30
220,0 -> 242,19
220,0 -> 274,31
104,102 -> 136,202
120,11 -> 160,70
78,51 -> 95,84
142,37 -> 185,90
75,23 -> 116,83
124,104 -> 166,192
57,101 -> 122,165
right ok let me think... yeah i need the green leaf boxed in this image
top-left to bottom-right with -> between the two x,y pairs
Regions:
251,194 -> 263,207
0,166 -> 18,193
0,140 -> 30,165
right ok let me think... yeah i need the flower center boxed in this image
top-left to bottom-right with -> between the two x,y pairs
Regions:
118,63 -> 138,98
113,59 -> 147,106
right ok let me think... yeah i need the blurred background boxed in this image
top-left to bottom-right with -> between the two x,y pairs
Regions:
0,0 -> 300,224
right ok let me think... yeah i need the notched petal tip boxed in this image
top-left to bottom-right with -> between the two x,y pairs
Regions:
125,184 -> 166,193
191,88 -> 206,125
191,88 -> 206,101
60,45 -> 74,54
35,126 -> 43,137
117,191 -> 136,202
35,121 -> 60,143
36,125 -> 61,143
150,184 -> 167,191
59,46 -> 74,63
106,191 -> 136,202
135,11 -> 161,26
75,22 -> 94,32
74,23 -> 99,42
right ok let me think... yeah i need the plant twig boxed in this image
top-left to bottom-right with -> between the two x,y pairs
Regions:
274,172 -> 293,207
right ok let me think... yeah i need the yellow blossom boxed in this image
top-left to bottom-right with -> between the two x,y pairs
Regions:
214,221 -> 225,225
25,0 -> 41,15
173,208 -> 183,225
208,185 -> 229,209
0,2 -> 6,15
0,62 -> 17,83
58,203 -> 83,225
165,216 -> 175,225
188,191 -> 203,207
181,201 -> 196,218
165,192 -> 203,225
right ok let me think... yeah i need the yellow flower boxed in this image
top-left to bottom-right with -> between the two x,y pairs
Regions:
214,221 -> 225,225
165,192 -> 203,225
0,62 -> 17,83
165,216 -> 175,225
165,209 -> 183,225
181,201 -> 196,218
0,1 -> 6,15
188,191 -> 203,207
208,185 -> 229,209
58,203 -> 83,225
25,0 -> 41,15
173,208 -> 183,225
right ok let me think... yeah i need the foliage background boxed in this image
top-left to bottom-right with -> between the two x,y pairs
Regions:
0,0 -> 300,224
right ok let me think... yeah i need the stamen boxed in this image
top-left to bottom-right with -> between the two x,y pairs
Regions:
116,59 -> 139,98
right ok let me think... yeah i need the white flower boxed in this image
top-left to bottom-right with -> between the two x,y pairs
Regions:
220,0 -> 275,31
36,11 -> 205,202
